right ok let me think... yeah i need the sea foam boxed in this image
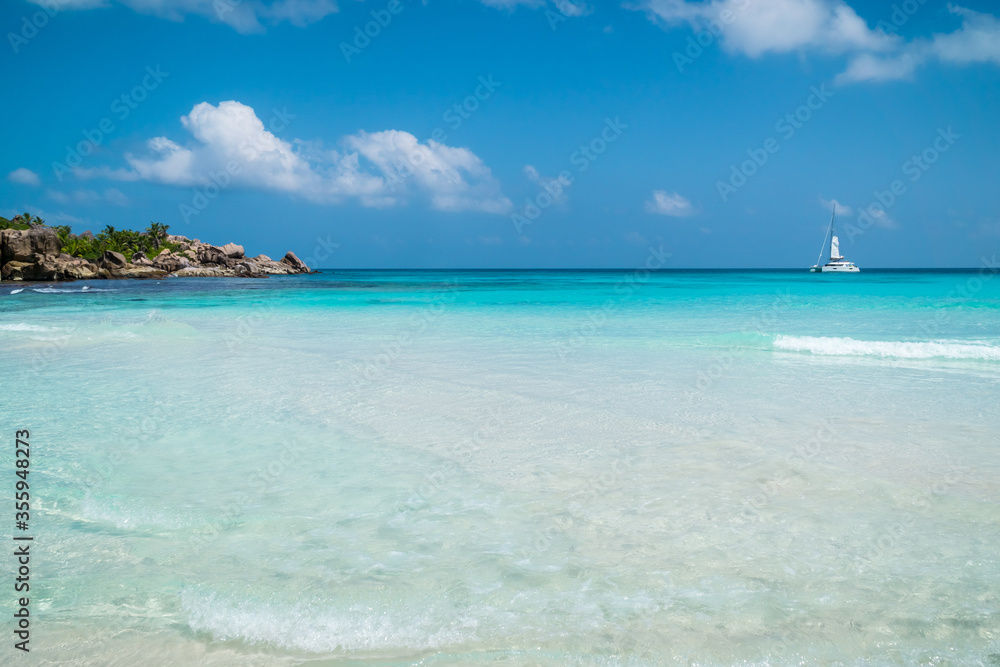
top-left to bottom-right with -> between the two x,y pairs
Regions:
774,335 -> 1000,360
0,323 -> 58,332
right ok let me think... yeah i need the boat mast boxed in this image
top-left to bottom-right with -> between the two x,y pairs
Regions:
815,205 -> 834,266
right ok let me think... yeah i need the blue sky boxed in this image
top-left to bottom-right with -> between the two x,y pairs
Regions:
2,0 -> 998,268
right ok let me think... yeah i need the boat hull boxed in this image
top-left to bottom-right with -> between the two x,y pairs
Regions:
810,263 -> 860,273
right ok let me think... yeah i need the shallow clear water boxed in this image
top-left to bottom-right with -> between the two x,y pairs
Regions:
2,270 -> 999,664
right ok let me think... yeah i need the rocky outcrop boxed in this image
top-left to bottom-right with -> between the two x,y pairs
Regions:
1,231 -> 312,282
152,251 -> 188,273
1,227 -> 61,264
281,251 -> 310,273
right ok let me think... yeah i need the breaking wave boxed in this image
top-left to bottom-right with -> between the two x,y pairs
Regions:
774,335 -> 1000,361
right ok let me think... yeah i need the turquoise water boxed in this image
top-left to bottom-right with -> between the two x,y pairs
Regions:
2,269 -> 999,664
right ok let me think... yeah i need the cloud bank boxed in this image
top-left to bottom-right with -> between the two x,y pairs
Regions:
80,101 -> 512,214
638,0 -> 1000,83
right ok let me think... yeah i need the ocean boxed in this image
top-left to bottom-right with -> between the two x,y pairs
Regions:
2,269 -> 998,664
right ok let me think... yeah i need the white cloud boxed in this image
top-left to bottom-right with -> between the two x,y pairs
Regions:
478,0 -> 589,17
346,130 -> 512,213
523,165 -> 571,204
835,50 -> 923,83
26,0 -> 338,34
932,6 -> 1000,65
641,0 -> 890,58
47,188 -> 130,206
646,190 -> 693,217
8,168 -> 41,186
866,206 -> 897,229
820,196 -> 852,215
640,0 -> 1000,84
86,101 -> 511,214
29,0 -> 588,31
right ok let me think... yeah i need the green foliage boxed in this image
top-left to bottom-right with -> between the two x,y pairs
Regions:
54,225 -> 72,244
61,237 -> 100,260
145,222 -> 169,250
53,220 -> 173,261
1,211 -> 44,231
1,213 -> 176,261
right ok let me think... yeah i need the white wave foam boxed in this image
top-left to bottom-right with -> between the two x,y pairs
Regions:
79,496 -> 189,530
774,335 -> 1000,361
181,589 -> 478,653
31,286 -> 111,293
0,323 -> 58,332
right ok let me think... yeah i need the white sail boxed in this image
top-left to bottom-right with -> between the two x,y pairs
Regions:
830,234 -> 840,259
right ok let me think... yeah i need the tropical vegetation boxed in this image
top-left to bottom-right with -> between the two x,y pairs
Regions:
1,212 -> 179,261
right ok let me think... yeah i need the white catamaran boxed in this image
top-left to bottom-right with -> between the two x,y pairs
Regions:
810,205 -> 860,273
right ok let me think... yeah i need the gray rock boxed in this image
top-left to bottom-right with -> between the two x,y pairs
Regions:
280,251 -> 310,273
100,250 -> 128,269
197,245 -> 228,265
172,266 -> 237,278
152,252 -> 187,273
112,265 -> 168,279
221,242 -> 245,259
1,227 -> 61,264
65,262 -> 99,280
1,261 -> 37,281
234,261 -> 267,278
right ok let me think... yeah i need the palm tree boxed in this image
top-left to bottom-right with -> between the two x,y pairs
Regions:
145,222 -> 169,249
